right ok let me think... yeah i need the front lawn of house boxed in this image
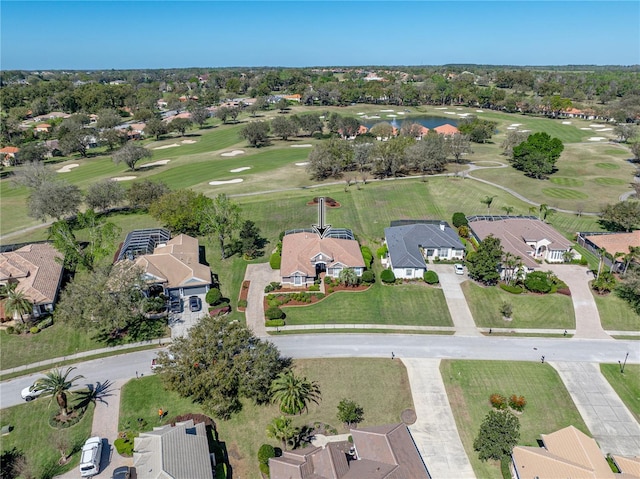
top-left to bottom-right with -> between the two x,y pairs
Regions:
593,293 -> 640,331
0,400 -> 94,478
461,281 -> 575,329
282,281 -> 452,327
440,360 -> 589,479
120,358 -> 414,479
600,363 -> 640,423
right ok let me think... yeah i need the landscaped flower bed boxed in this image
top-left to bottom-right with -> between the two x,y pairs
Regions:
237,281 -> 250,312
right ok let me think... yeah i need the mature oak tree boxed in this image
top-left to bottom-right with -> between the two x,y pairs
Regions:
157,316 -> 289,419
510,132 -> 564,179
86,179 -> 125,211
199,193 -> 243,259
240,121 -> 271,148
28,180 -> 82,220
149,189 -> 210,235
271,116 -> 298,140
126,179 -> 170,211
600,201 -> 640,231
112,142 -> 153,171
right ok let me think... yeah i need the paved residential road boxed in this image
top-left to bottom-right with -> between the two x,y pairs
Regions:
3,335 -> 638,409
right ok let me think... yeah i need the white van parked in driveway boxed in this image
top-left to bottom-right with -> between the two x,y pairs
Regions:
79,436 -> 102,476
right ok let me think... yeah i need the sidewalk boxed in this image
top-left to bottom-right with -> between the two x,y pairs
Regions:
0,338 -> 171,377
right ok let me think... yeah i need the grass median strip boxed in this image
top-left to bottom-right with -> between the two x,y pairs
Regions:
600,364 -> 640,423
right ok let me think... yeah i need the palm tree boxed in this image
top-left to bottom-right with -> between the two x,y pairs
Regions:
270,370 -> 321,415
266,416 -> 298,451
2,282 -> 32,324
502,206 -> 514,216
622,246 -> 640,276
35,367 -> 85,417
480,196 -> 496,214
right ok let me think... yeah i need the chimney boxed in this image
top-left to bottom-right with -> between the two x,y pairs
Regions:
440,223 -> 445,232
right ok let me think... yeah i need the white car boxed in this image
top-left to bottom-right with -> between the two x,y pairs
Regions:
454,263 -> 465,275
21,383 -> 44,401
79,436 -> 103,477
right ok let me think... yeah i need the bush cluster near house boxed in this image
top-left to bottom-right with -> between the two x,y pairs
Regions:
381,269 -> 396,284
424,270 -> 439,284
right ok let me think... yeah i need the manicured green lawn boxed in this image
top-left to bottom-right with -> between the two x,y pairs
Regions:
0,400 -> 94,479
461,281 -> 575,329
283,282 -> 452,327
594,293 -> 640,331
0,323 -> 104,371
120,358 -> 414,479
600,364 -> 640,423
440,360 -> 590,479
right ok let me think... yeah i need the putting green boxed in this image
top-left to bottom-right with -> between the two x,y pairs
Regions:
541,188 -> 589,200
594,177 -> 627,186
549,177 -> 584,187
595,163 -> 620,170
604,149 -> 628,155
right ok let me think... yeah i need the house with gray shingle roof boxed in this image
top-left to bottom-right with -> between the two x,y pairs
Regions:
384,222 -> 465,279
133,419 -> 214,479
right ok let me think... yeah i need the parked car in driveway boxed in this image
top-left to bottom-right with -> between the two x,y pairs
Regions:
79,436 -> 102,477
111,466 -> 131,479
151,353 -> 175,371
454,263 -> 465,275
21,382 -> 43,401
189,295 -> 202,312
170,298 -> 182,313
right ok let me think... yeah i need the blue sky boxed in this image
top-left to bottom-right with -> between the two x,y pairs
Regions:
1,1 -> 639,70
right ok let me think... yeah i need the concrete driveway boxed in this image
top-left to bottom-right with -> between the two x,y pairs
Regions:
244,263 -> 281,337
403,358 -> 475,479
429,264 -> 481,337
551,361 -> 640,456
168,292 -> 208,338
545,264 -> 610,340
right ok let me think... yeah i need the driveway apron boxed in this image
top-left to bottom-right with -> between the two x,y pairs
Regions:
403,358 -> 476,479
551,361 -> 640,456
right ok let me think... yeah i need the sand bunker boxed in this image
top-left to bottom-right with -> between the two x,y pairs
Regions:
154,143 -> 180,150
506,127 -> 516,130
590,124 -> 607,128
57,163 -> 79,173
561,121 -> 572,125
476,110 -> 484,113
141,159 -> 171,168
457,113 -> 471,116
445,111 -> 456,114
397,111 -> 405,115
380,109 -> 395,112
357,112 -> 365,115
588,137 -> 606,141
291,144 -> 313,148
221,150 -> 245,157
295,162 -> 309,166
368,115 -> 380,119
510,123 -> 522,127
112,176 -> 136,181
580,127 -> 592,130
387,114 -> 397,118
596,128 -> 613,132
209,178 -> 244,185
181,139 -> 196,144
520,129 -> 531,132
435,107 -> 447,110
230,167 -> 251,173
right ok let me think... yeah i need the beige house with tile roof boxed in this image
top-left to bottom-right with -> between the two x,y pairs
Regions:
469,216 -> 576,270
512,425 -> 640,479
577,231 -> 640,273
133,419 -> 214,479
280,232 -> 365,286
134,234 -> 212,297
269,423 -> 430,479
0,243 -> 64,319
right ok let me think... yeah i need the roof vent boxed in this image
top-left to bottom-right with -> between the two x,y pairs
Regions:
440,223 -> 445,231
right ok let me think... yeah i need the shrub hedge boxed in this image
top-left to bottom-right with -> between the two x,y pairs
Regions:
265,319 -> 285,327
423,270 -> 439,284
499,283 -> 523,294
361,270 -> 375,284
206,288 -> 222,306
265,306 -> 285,320
380,269 -> 396,283
269,252 -> 281,270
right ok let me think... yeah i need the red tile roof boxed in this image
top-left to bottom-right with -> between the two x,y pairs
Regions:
0,146 -> 20,155
434,124 -> 459,135
0,243 -> 64,305
281,233 -> 365,277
